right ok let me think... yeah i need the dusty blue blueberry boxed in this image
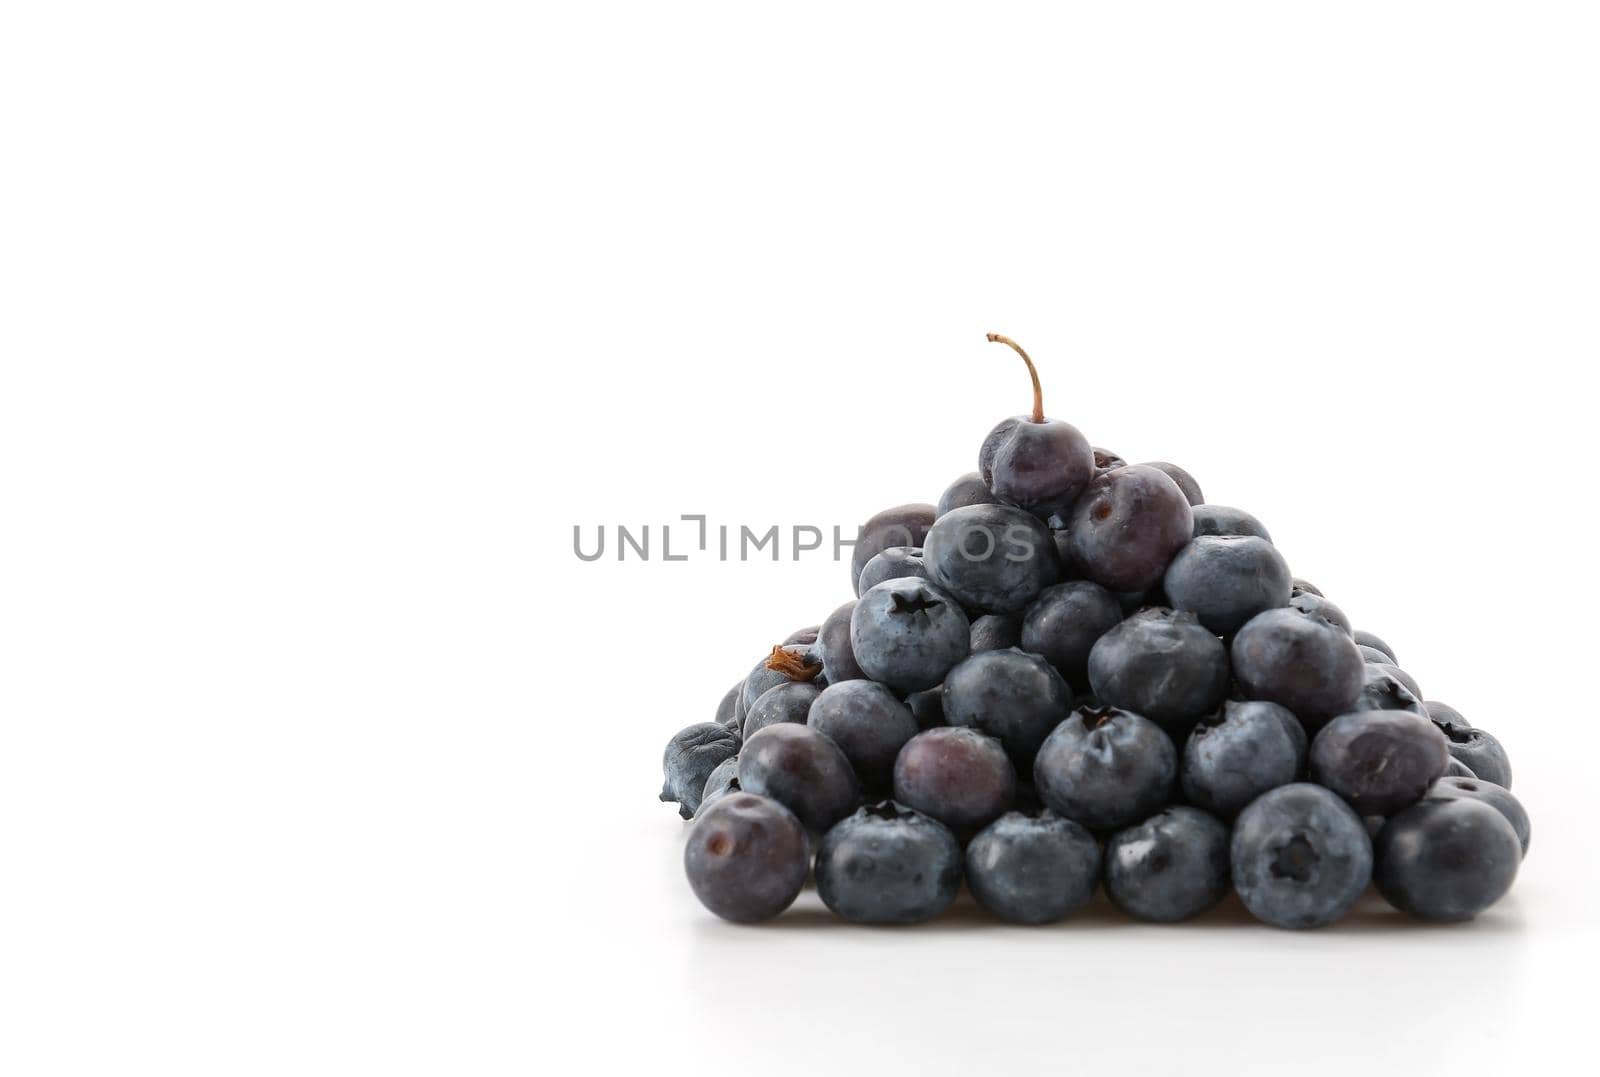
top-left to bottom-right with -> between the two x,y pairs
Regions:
1357,645 -> 1396,665
942,648 -> 1072,772
1422,701 -> 1470,728
1163,535 -> 1292,636
1423,775 -> 1530,855
1020,580 -> 1124,688
1350,664 -> 1426,717
783,625 -> 821,646
1310,709 -> 1449,816
685,793 -> 810,922
738,724 -> 859,833
1231,607 -> 1365,732
660,721 -> 741,819
1191,504 -> 1272,542
740,644 -> 817,714
699,754 -> 742,809
1232,783 -> 1373,929
1433,721 -> 1512,788
850,578 -> 971,694
1375,798 -> 1520,921
1288,588 -> 1351,635
937,471 -> 999,517
893,727 -> 1016,832
1181,700 -> 1307,820
1033,705 -> 1177,831
715,682 -> 741,732
850,503 -> 936,596
816,601 -> 867,684
1142,461 -> 1204,506
965,811 -> 1101,924
815,802 -> 962,924
807,680 -> 919,791
969,611 -> 1025,652
743,681 -> 823,738
1443,757 -> 1477,778
1352,630 -> 1396,664
1105,807 -> 1230,922
1087,608 -> 1229,738
924,503 -> 1060,614
1065,466 -> 1193,592
1375,663 -> 1422,699
858,546 -> 929,593
905,685 -> 946,730
1292,578 -> 1321,596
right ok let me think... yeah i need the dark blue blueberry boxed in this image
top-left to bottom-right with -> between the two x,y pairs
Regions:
816,601 -> 866,684
740,644 -> 820,714
1087,608 -> 1229,738
1309,710 -> 1449,816
893,727 -> 1016,831
1375,663 -> 1422,699
850,503 -> 936,596
965,811 -> 1101,924
1423,701 -> 1470,728
715,682 -> 741,732
1356,644 -> 1395,665
1033,705 -> 1177,831
1065,466 -> 1194,592
969,611 -> 1025,652
1231,607 -> 1365,732
1141,461 -> 1204,506
1433,721 -> 1512,788
923,503 -> 1060,614
685,793 -> 810,923
815,801 -> 962,924
1350,664 -> 1426,717
699,754 -> 742,809
1292,578 -> 1321,596
1163,535 -> 1292,636
1191,505 -> 1272,542
1091,447 -> 1127,473
975,335 -> 1096,520
743,681 -> 823,738
1424,775 -> 1530,855
660,721 -> 741,819
904,685 -> 946,730
1105,807 -> 1230,922
1288,588 -> 1352,635
858,545 -> 928,593
1352,630 -> 1396,664
1443,757 -> 1477,778
1020,580 -> 1124,688
783,625 -> 821,646
738,724 -> 859,833
1375,799 -> 1521,921
850,577 -> 971,693
1231,783 -> 1373,930
1181,700 -> 1307,820
807,680 -> 919,791
937,471 -> 999,517
942,648 -> 1072,771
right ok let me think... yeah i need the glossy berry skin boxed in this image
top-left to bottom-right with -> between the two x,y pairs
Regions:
923,503 -> 1059,614
1288,589 -> 1351,635
965,811 -> 1101,924
857,546 -> 929,593
850,503 -> 936,596
1424,776 -> 1530,854
1065,465 -> 1194,592
1020,580 -> 1124,688
1350,664 -> 1425,716
1033,706 -> 1177,831
815,802 -> 962,924
850,578 -> 971,693
1309,710 -> 1449,816
1231,608 -> 1365,732
699,755 -> 742,809
1087,608 -> 1229,738
807,680 -> 919,791
937,471 -> 998,517
1105,807 -> 1230,922
969,612 -> 1024,652
1163,535 -> 1292,636
1434,722 -> 1512,788
1231,783 -> 1373,930
979,412 -> 1095,519
738,724 -> 859,833
893,727 -> 1016,831
1423,701 -> 1470,728
1141,461 -> 1204,506
1182,700 -> 1307,820
1375,798 -> 1521,921
660,722 -> 741,819
1352,630 -> 1396,664
942,648 -> 1073,771
1191,505 -> 1272,543
815,601 -> 866,684
684,793 -> 810,923
743,681 -> 823,738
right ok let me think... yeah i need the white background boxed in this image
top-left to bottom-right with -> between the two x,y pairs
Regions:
2,2 -> 1597,1074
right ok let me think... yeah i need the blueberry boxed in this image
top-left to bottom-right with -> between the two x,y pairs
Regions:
1309,710 -> 1449,816
1375,663 -> 1422,699
850,503 -> 936,596
1443,757 -> 1477,778
743,680 -> 823,738
1352,630 -> 1396,664
1356,645 -> 1395,665
715,682 -> 741,732
923,503 -> 1060,614
969,611 -> 1025,652
1231,783 -> 1373,930
1423,701 -> 1470,728
816,601 -> 866,684
849,578 -> 971,693
859,546 -> 929,594
1105,807 -> 1230,922
1092,447 -> 1127,473
937,471 -> 999,517
1424,776 -> 1531,855
1020,580 -> 1124,688
1433,721 -> 1513,788
1288,588 -> 1352,635
741,644 -> 821,714
699,754 -> 742,809
942,648 -> 1073,771
1033,705 -> 1177,831
905,685 -> 946,730
1163,535 -> 1292,636
1065,466 -> 1194,592
1374,799 -> 1521,921
1191,505 -> 1272,542
738,724 -> 859,833
975,336 -> 1095,519
807,680 -> 919,790
1231,607 -> 1365,731
965,811 -> 1101,924
815,801 -> 962,924
783,625 -> 821,646
684,793 -> 811,923
1292,578 -> 1322,596
893,727 -> 1017,831
1349,664 -> 1426,717
1087,608 -> 1229,738
1181,700 -> 1307,820
660,721 -> 741,819
1141,461 -> 1204,506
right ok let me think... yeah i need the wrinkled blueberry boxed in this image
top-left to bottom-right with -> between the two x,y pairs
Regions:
660,721 -> 741,819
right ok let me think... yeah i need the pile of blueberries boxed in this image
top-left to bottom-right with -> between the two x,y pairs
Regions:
661,336 -> 1527,929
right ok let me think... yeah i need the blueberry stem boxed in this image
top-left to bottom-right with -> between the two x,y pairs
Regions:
986,333 -> 1044,423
